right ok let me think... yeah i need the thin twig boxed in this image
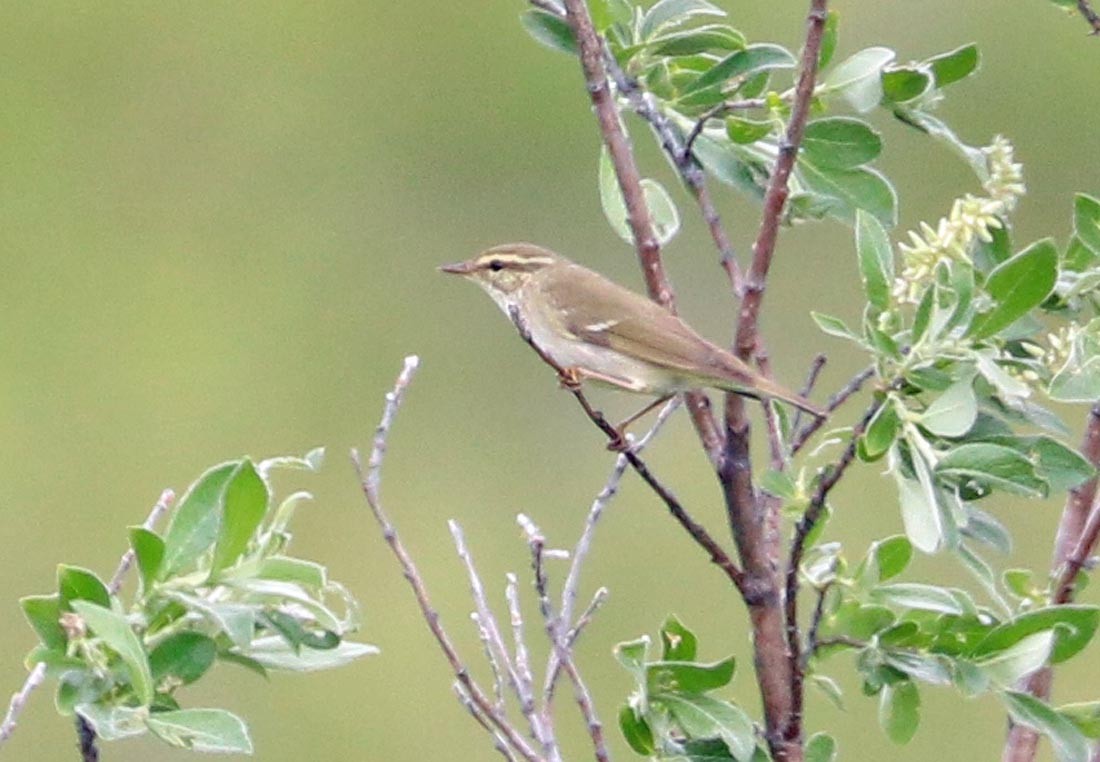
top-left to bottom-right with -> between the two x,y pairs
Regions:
784,395 -> 882,744
352,356 -> 545,762
789,365 -> 876,457
1003,402 -> 1100,762
509,307 -> 745,593
455,683 -> 520,762
450,521 -> 557,757
790,354 -> 828,437
557,0 -> 724,463
520,517 -> 610,762
545,588 -> 609,708
559,397 -> 680,626
109,489 -> 176,593
681,99 -> 769,159
0,489 -> 175,750
802,581 -> 835,667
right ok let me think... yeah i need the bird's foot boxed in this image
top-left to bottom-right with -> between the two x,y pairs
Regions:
558,367 -> 583,391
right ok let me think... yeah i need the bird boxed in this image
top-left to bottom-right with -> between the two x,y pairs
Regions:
440,243 -> 823,436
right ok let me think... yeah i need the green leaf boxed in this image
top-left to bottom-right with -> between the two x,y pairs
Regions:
805,732 -> 837,762
162,461 -> 238,575
145,708 -> 253,754
802,118 -> 882,169
936,443 -> 1047,498
1058,701 -> 1100,739
648,25 -> 745,56
21,594 -> 66,649
1051,356 -> 1100,403
71,601 -> 154,705
972,606 -> 1100,664
658,693 -> 755,761
919,377 -> 978,438
242,636 -> 378,672
871,583 -> 964,615
75,704 -> 149,741
1001,691 -> 1091,762
520,10 -> 577,55
856,536 -> 913,588
647,656 -> 736,694
254,556 -> 327,589
149,632 -> 217,686
210,459 -> 269,576
974,631 -> 1053,688
1073,193 -> 1100,256
725,116 -> 773,144
166,592 -> 256,648
641,0 -> 725,40
589,0 -> 632,32
129,527 -> 165,591
57,565 -> 110,611
661,615 -> 698,661
894,467 -> 944,554
822,47 -> 896,112
598,148 -> 680,246
969,239 -> 1059,339
810,674 -> 845,710
682,43 -> 795,96
614,635 -> 650,678
817,10 -> 838,68
861,399 -> 900,461
881,651 -> 952,685
798,160 -> 897,227
619,705 -> 656,754
928,43 -> 979,87
881,66 -> 931,103
879,681 -> 920,744
855,209 -> 894,310
811,311 -> 860,341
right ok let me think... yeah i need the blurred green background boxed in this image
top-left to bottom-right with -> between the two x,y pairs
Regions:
1,1 -> 1098,759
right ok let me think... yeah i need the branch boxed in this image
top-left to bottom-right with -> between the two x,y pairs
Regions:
1003,402 -> 1100,762
716,3 -> 829,759
789,354 -> 828,438
603,55 -> 745,297
1076,0 -> 1100,34
509,306 -> 745,593
352,356 -> 545,762
0,488 -> 176,751
789,365 -> 876,457
556,0 -> 724,463
76,716 -> 98,762
784,396 -> 882,736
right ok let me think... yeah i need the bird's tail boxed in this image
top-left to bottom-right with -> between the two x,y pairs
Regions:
735,374 -> 826,418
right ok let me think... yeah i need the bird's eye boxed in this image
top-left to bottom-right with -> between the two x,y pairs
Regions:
489,259 -> 504,272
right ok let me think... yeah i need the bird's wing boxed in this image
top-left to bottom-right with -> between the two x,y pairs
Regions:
546,264 -> 756,384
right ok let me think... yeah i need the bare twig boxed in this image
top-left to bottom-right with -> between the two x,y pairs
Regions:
1003,402 -> 1100,762
450,521 -> 558,758
0,488 -> 176,751
790,365 -> 876,457
785,396 -> 882,744
802,581 -> 835,667
509,306 -> 745,593
520,517 -> 610,762
1076,0 -> 1100,34
353,356 -> 545,762
682,99 -> 769,159
790,354 -> 828,437
557,0 -> 724,463
545,588 -> 609,708
455,683 -> 519,762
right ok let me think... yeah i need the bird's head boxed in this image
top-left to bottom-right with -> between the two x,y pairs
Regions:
439,243 -> 563,302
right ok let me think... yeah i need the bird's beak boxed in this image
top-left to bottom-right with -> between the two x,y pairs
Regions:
438,260 -> 474,275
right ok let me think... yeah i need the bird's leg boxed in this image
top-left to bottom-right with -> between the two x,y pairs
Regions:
610,395 -> 674,451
